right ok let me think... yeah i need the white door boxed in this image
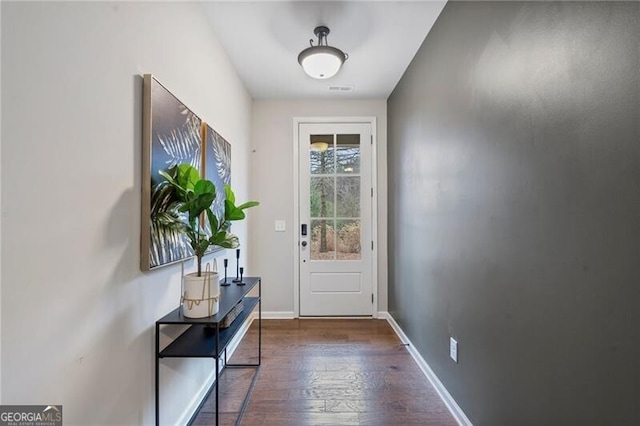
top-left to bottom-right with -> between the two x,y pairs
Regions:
299,122 -> 373,316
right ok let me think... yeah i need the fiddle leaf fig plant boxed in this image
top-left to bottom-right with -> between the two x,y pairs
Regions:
158,163 -> 259,276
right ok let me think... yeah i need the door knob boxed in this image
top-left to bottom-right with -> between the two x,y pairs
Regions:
301,241 -> 308,247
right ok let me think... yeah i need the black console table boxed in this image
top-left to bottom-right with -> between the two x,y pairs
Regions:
155,277 -> 261,426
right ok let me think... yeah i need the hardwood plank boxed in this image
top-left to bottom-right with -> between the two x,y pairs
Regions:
358,411 -> 456,426
247,399 -> 325,413
261,412 -> 360,426
326,399 -> 408,413
257,370 -> 357,382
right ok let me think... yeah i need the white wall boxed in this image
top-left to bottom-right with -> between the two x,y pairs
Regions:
251,100 -> 388,316
1,2 -> 252,424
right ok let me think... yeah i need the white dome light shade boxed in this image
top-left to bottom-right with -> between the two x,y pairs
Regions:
298,26 -> 348,80
298,46 -> 345,79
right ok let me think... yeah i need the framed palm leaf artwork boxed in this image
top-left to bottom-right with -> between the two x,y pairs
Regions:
202,123 -> 232,240
141,74 -> 231,270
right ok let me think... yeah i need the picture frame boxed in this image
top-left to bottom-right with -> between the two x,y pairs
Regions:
141,74 -> 233,271
202,122 -> 232,240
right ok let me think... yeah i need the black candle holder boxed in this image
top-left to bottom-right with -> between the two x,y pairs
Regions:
236,267 -> 245,286
220,258 -> 230,286
232,249 -> 242,283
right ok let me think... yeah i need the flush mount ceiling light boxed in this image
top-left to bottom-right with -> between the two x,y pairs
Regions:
298,26 -> 348,80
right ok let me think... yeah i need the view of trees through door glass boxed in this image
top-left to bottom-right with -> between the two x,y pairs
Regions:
309,134 -> 361,260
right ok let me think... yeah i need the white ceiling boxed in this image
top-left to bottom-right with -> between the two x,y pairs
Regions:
202,1 -> 447,100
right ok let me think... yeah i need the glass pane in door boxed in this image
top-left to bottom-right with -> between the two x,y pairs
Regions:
336,219 -> 361,260
310,219 -> 335,260
336,176 -> 360,218
310,134 -> 334,174
336,134 -> 360,173
310,177 -> 335,218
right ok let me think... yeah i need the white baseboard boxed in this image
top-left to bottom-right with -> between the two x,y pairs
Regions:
385,314 -> 473,426
261,311 -> 295,319
176,315 -> 256,426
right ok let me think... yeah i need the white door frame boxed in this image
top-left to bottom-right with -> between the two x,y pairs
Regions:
293,117 -> 378,318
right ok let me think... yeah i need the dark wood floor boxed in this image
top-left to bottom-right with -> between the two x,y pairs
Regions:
191,319 -> 456,426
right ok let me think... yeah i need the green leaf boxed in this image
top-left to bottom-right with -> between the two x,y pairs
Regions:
191,193 -> 215,217
210,232 -> 239,249
209,232 -> 225,246
221,233 -> 240,248
194,179 -> 215,197
225,200 -> 246,221
177,164 -> 200,190
237,201 -> 260,210
224,184 -> 235,204
206,208 -> 219,234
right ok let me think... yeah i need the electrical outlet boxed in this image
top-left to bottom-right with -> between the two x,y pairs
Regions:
450,337 -> 458,363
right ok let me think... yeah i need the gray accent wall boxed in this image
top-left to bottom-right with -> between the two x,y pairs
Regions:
387,2 -> 640,425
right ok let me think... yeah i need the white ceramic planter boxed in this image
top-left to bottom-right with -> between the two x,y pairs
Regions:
182,271 -> 220,318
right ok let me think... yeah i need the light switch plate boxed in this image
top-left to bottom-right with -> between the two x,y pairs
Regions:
450,337 -> 458,363
275,220 -> 286,232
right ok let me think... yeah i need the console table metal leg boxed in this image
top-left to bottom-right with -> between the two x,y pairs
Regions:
259,279 -> 262,365
155,323 -> 160,426
216,324 -> 220,426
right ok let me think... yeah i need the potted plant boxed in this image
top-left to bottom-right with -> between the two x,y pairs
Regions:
159,163 -> 259,318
